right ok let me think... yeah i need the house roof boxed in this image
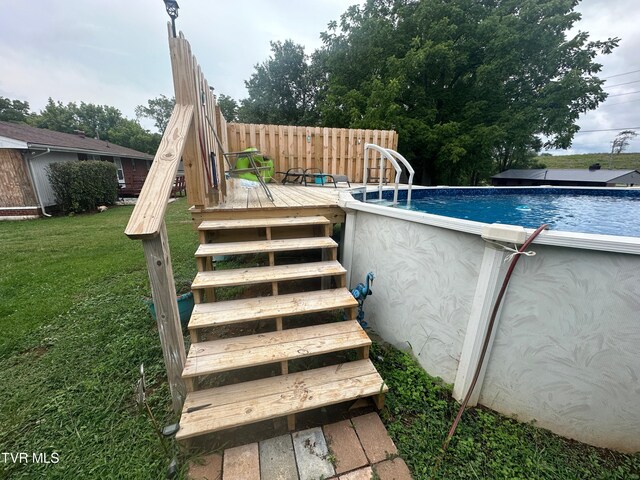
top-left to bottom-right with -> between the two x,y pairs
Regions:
492,168 -> 640,183
0,121 -> 153,160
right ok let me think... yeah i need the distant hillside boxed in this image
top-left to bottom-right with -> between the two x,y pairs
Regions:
540,153 -> 640,170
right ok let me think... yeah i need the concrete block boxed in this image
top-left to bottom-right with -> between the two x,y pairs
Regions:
351,413 -> 397,463
339,466 -> 374,480
292,427 -> 336,480
323,420 -> 368,474
260,434 -> 298,480
374,458 -> 412,480
188,453 -> 222,480
223,443 -> 260,480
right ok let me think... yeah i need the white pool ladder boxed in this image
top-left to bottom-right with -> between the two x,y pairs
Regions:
363,144 -> 415,205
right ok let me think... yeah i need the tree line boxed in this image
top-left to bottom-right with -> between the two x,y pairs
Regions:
1,0 -> 618,184
226,0 -> 618,185
0,96 -> 171,155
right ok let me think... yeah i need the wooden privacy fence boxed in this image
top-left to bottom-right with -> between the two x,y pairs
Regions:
168,31 -> 229,209
227,124 -> 398,183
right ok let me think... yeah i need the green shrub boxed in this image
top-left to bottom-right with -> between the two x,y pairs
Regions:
47,160 -> 118,213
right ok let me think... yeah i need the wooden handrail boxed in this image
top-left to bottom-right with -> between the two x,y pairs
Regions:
125,104 -> 194,239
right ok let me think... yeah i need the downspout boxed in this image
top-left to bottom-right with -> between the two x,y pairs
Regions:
26,149 -> 52,217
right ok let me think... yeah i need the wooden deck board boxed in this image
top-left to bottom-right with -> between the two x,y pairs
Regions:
176,359 -> 387,440
189,288 -> 358,329
183,321 -> 370,377
210,184 -> 345,211
195,237 -> 337,257
191,260 -> 345,288
198,216 -> 330,230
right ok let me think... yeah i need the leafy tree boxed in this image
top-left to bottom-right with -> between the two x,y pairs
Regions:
135,94 -> 175,133
314,0 -> 617,185
217,94 -> 239,122
0,97 -> 31,122
610,130 -> 637,155
238,40 -> 319,125
29,98 -> 160,154
107,120 -> 161,155
28,98 -> 78,133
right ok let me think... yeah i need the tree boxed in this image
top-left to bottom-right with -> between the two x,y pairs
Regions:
135,94 -> 175,133
238,40 -> 319,125
610,130 -> 637,155
0,97 -> 31,122
217,94 -> 239,122
107,120 -> 161,155
29,98 -> 160,154
314,0 -> 617,185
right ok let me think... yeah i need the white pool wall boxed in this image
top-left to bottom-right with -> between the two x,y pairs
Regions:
341,192 -> 640,453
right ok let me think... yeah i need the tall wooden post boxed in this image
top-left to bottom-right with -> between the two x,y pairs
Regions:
142,221 -> 187,413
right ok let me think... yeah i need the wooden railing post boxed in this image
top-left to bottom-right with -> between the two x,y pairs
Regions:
142,221 -> 187,413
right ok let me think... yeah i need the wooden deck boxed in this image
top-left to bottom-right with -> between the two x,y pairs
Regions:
190,181 -> 352,224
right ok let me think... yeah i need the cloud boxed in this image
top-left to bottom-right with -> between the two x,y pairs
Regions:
1,0 -> 638,152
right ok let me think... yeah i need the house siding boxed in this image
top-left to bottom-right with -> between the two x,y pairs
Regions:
29,151 -> 77,206
0,149 -> 37,208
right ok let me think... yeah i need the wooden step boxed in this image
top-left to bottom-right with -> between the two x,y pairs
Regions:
176,359 -> 387,441
189,288 -> 358,330
191,260 -> 345,289
183,321 -> 369,378
198,216 -> 330,231
195,237 -> 337,257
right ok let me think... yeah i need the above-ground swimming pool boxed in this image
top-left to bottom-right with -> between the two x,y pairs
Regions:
357,187 -> 640,237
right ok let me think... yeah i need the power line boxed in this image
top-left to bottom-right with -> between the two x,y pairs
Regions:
601,69 -> 640,80
607,90 -> 640,98
604,79 -> 640,89
592,98 -> 640,109
576,127 -> 640,134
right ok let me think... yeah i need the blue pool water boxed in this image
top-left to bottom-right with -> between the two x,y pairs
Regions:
359,188 -> 640,237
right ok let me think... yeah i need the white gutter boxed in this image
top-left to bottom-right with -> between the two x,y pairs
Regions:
26,149 -> 52,217
26,143 -> 153,161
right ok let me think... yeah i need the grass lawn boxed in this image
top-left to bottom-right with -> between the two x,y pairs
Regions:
1,199 -> 638,479
373,343 -> 640,479
0,199 -> 198,479
540,152 -> 640,170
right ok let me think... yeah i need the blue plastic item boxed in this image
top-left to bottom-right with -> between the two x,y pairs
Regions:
147,292 -> 194,329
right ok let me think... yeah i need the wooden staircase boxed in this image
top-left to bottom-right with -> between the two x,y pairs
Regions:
176,216 -> 387,442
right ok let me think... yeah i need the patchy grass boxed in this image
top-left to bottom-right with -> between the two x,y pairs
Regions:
0,199 -> 198,479
372,342 -> 640,479
540,152 -> 640,170
2,199 -> 638,479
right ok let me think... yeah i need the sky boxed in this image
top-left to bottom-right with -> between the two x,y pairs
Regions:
1,0 -> 639,155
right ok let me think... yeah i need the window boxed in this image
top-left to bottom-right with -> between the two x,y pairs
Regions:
113,157 -> 125,184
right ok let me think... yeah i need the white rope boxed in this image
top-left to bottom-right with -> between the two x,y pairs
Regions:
483,239 -> 537,263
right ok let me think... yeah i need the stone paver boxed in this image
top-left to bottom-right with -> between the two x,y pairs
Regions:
223,443 -> 260,480
188,453 -> 222,480
323,420 -> 368,474
374,458 -> 412,480
212,413 -> 411,480
352,413 -> 397,463
259,434 -> 299,480
292,427 -> 336,480
339,466 -> 374,480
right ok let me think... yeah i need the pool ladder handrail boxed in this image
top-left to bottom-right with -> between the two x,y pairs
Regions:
363,143 -> 415,205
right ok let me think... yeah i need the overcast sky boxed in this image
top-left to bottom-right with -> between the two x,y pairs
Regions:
1,0 -> 639,154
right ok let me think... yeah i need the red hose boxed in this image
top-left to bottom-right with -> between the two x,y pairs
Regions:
440,224 -> 549,454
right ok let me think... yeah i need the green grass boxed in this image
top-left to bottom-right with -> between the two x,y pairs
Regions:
1,200 -> 638,479
540,152 -> 640,170
372,343 -> 640,479
0,199 -> 198,479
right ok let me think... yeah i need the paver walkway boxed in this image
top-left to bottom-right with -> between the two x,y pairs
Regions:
188,413 -> 412,480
